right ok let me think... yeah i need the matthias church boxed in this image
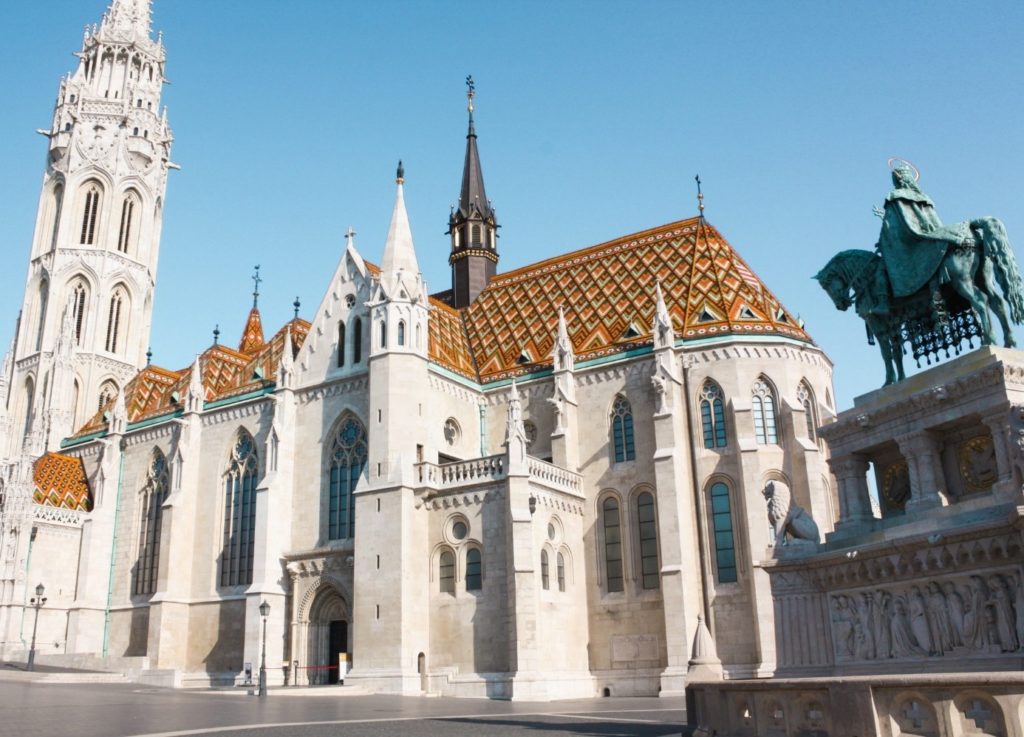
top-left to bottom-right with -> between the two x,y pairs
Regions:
0,0 -> 837,697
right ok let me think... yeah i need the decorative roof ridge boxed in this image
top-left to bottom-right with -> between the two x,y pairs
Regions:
486,216 -> 704,288
238,305 -> 265,354
428,296 -> 462,315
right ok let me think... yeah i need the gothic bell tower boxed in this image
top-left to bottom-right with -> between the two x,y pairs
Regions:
447,76 -> 499,308
2,0 -> 174,456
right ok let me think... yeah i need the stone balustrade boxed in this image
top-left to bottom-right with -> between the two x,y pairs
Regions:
416,455 -> 506,489
525,456 -> 584,497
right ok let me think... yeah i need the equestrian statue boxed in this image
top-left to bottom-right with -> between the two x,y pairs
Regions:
815,160 -> 1024,386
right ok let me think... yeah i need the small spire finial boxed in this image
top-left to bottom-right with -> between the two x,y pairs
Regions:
345,225 -> 356,245
293,296 -> 301,319
251,265 -> 262,308
695,174 -> 705,218
213,324 -> 220,345
396,160 -> 404,184
146,346 -> 152,365
466,74 -> 475,113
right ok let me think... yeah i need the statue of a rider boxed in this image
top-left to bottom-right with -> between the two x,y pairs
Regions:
870,160 -> 973,315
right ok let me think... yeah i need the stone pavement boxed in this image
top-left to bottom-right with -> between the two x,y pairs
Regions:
0,679 -> 688,737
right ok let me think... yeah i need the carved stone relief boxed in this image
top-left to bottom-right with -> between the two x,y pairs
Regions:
830,568 -> 1024,662
958,435 -> 997,494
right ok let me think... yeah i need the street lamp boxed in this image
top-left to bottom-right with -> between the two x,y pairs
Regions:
27,583 -> 46,672
258,600 -> 270,697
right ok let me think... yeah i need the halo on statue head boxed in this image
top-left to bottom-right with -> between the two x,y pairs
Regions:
887,157 -> 920,182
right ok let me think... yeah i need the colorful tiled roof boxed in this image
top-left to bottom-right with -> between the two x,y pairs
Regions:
425,217 -> 811,383
238,307 -> 265,354
72,318 -> 309,437
33,452 -> 91,511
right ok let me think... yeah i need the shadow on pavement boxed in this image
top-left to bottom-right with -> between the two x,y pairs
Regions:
440,716 -> 687,737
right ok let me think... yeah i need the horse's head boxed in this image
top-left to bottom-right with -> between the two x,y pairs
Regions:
814,258 -> 853,311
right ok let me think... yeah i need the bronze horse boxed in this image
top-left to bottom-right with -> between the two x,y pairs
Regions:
815,217 -> 1024,386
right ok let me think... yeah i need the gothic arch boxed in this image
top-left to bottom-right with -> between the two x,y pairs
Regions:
296,574 -> 352,624
323,412 -> 367,541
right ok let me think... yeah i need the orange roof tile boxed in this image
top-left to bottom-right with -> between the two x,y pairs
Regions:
238,307 -> 266,354
428,298 -> 477,379
426,217 -> 811,383
33,452 -> 91,511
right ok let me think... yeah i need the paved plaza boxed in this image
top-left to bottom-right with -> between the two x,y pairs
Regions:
0,671 -> 687,737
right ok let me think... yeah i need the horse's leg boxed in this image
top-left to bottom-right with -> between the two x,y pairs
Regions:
892,336 -> 906,381
978,255 -> 1016,347
947,251 -> 998,344
874,319 -> 896,385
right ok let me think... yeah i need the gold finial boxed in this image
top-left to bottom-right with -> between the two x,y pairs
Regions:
466,74 -> 475,114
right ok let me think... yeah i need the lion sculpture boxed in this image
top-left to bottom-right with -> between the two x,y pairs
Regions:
763,480 -> 820,546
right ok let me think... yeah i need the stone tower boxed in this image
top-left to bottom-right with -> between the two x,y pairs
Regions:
3,0 -> 174,456
447,77 -> 498,308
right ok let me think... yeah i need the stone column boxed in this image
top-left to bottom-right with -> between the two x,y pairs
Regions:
982,411 -> 1016,496
896,431 -> 945,511
828,455 -> 873,529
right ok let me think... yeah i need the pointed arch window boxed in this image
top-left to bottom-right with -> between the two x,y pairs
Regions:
337,322 -> 346,367
327,416 -> 367,540
22,378 -> 35,439
70,281 -> 88,346
71,381 -> 81,431
97,380 -> 118,413
602,496 -> 624,593
220,432 -> 259,587
798,381 -> 817,441
80,183 -> 101,245
752,379 -> 779,445
379,320 -> 387,349
556,552 -> 566,592
135,450 -> 169,595
34,281 -> 49,352
710,482 -> 737,584
397,320 -> 406,347
611,396 -> 635,463
540,549 -> 550,590
104,287 -> 127,354
116,192 -> 139,253
353,318 -> 363,363
636,491 -> 660,590
465,548 -> 482,591
49,184 -> 64,251
439,549 -> 455,594
699,381 -> 727,449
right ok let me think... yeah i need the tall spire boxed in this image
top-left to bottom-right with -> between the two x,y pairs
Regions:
380,161 -> 421,280
448,76 -> 499,308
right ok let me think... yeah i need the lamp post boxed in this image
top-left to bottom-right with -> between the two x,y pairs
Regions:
258,600 -> 270,697
27,583 -> 46,672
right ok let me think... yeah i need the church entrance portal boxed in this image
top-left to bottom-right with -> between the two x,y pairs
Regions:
306,584 -> 349,685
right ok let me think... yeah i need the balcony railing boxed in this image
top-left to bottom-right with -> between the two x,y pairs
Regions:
526,457 -> 583,497
416,455 -> 506,489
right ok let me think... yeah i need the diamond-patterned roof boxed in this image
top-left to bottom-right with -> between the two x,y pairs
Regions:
238,307 -> 265,354
33,452 -> 91,511
72,318 -> 309,437
425,217 -> 811,383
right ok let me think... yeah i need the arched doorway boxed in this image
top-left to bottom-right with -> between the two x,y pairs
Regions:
307,585 -> 349,685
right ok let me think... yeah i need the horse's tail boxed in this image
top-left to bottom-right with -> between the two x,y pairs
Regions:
975,217 -> 1024,323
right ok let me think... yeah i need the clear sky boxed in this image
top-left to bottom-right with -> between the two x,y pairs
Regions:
1,0 -> 1022,409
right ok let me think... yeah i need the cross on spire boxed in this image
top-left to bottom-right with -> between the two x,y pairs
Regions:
251,265 -> 262,308
345,225 -> 356,245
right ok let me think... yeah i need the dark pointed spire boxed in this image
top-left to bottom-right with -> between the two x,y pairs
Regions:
458,75 -> 492,221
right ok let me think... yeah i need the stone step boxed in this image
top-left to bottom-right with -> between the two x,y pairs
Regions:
38,672 -> 129,684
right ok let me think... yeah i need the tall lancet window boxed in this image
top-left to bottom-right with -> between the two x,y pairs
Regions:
135,450 -> 170,596
34,281 -> 49,352
70,281 -> 88,346
752,378 -> 779,445
104,287 -> 127,354
220,431 -> 259,587
610,396 -> 635,463
49,184 -> 64,251
22,378 -> 35,439
699,381 -> 728,449
116,192 -> 139,253
80,183 -> 101,245
353,318 -> 363,363
798,381 -> 818,441
337,322 -> 346,367
327,416 -> 367,540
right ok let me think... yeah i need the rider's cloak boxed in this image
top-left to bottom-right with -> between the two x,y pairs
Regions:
879,186 -> 970,298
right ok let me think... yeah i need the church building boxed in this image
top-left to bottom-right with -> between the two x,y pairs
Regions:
0,0 -> 837,698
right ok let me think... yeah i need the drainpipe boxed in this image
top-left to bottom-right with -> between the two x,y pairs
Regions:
101,442 -> 126,658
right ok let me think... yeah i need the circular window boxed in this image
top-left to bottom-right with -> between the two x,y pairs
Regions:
524,421 -> 538,449
452,520 -> 468,540
443,418 -> 460,446
345,294 -> 356,308
547,523 -> 556,541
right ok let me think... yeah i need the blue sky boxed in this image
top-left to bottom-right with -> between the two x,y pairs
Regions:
1,0 -> 1022,408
